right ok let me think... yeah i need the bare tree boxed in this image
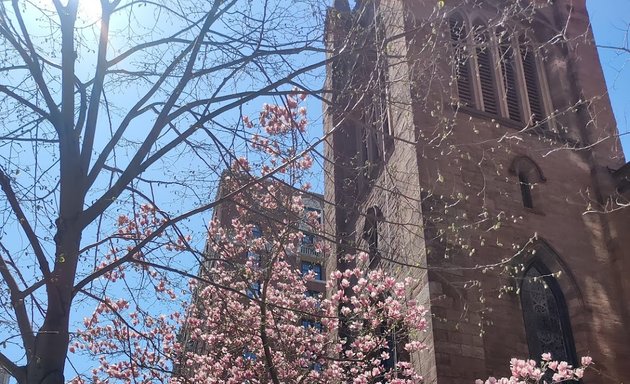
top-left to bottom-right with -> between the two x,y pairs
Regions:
0,0 -> 328,382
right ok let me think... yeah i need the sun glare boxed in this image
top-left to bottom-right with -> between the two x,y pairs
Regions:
77,0 -> 103,25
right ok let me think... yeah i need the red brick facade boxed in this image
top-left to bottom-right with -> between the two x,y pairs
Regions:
324,1 -> 630,382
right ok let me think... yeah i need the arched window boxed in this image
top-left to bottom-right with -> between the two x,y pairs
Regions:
520,262 -> 577,364
510,156 -> 545,209
449,15 -> 474,107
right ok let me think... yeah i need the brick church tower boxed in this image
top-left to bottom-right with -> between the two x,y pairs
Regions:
323,0 -> 630,382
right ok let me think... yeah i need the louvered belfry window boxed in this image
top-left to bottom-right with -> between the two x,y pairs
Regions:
449,16 -> 474,107
448,14 -> 552,131
474,23 -> 499,115
521,45 -> 547,129
499,32 -> 522,122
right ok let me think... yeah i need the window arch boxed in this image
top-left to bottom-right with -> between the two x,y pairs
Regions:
510,156 -> 545,209
520,261 -> 577,364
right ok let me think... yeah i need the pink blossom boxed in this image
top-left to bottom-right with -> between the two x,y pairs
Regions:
478,355 -> 593,384
70,101 -> 431,384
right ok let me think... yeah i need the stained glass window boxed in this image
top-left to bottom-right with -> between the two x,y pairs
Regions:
520,263 -> 576,364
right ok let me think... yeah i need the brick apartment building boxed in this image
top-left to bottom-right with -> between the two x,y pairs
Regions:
177,173 -> 327,378
205,174 -> 327,301
323,0 -> 630,382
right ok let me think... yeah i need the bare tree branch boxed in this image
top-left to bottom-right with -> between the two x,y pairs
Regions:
0,169 -> 51,278
0,243 -> 34,356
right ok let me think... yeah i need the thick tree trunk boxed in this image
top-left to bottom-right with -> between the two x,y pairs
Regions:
26,317 -> 70,384
24,222 -> 81,384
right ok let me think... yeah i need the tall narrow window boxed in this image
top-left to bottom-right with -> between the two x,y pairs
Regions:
449,15 -> 474,107
363,206 -> 382,269
365,217 -> 379,269
498,31 -> 522,122
360,120 -> 380,179
374,65 -> 391,137
519,172 -> 533,209
511,156 -> 545,209
520,263 -> 577,364
474,22 -> 499,115
381,325 -> 409,372
521,45 -> 546,129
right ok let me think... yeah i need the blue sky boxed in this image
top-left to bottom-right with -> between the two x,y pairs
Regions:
587,0 -> 630,156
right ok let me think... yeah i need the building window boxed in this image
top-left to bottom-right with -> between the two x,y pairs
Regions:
248,224 -> 263,264
305,290 -> 321,299
520,43 -> 547,129
520,262 -> 577,364
449,14 -> 552,129
473,20 -> 499,115
246,281 -> 261,298
450,15 -> 474,107
305,290 -> 322,308
302,232 -> 315,245
305,207 -> 322,225
301,261 -> 323,281
510,156 -> 545,209
243,348 -> 256,361
251,224 -> 262,238
300,232 -> 320,257
498,29 -> 522,123
360,121 -> 380,179
301,319 -> 323,332
519,172 -> 533,209
380,325 -> 409,373
358,53 -> 391,182
248,252 -> 261,268
362,206 -> 383,269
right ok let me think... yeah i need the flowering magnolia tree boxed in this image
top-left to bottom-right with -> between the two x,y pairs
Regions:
177,249 -> 428,383
477,355 -> 593,384
68,93 -> 431,383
